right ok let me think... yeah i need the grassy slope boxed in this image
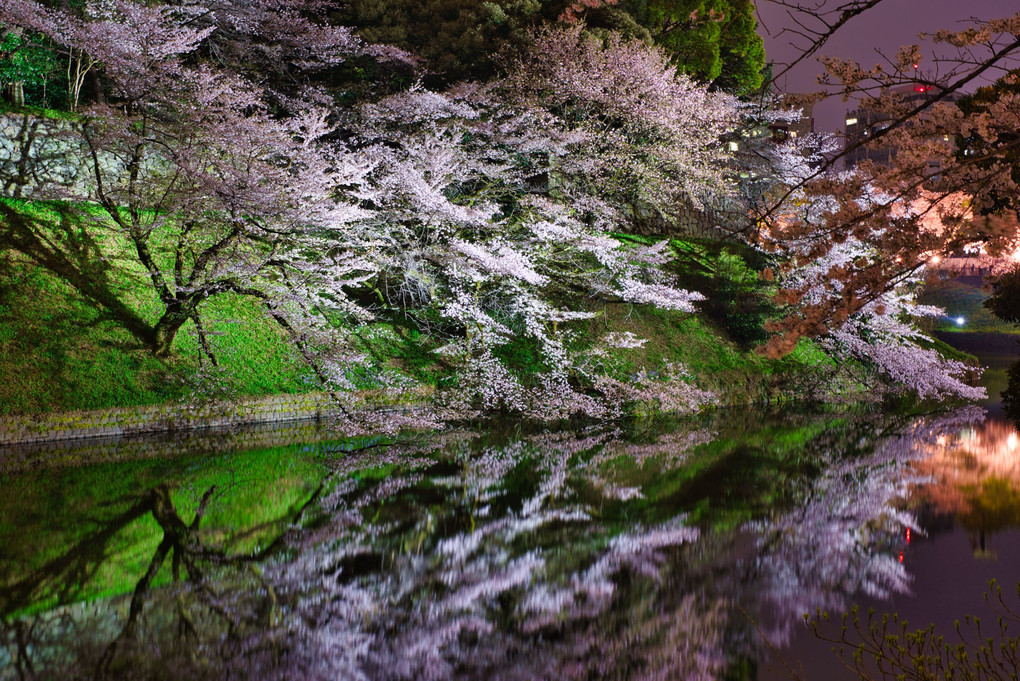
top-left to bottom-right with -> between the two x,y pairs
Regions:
0,251 -> 318,413
918,276 -> 1018,334
580,302 -> 845,404
0,207 -> 883,415
0,198 -> 318,413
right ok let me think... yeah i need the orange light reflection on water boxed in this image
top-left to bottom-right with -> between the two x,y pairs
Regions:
912,418 -> 1020,553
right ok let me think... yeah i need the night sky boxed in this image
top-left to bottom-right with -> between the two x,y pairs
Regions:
756,0 -> 1020,135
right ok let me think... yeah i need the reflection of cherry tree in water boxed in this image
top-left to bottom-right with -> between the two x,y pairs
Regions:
237,412 -> 980,679
229,424 -> 715,681
789,415 -> 1020,681
748,408 -> 985,647
0,479 -> 331,680
0,409 -> 986,680
1,485 -> 218,678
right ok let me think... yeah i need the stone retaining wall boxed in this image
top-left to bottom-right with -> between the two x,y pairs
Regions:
627,194 -> 751,241
0,111 -> 134,198
0,391 -> 375,448
1,113 -> 89,197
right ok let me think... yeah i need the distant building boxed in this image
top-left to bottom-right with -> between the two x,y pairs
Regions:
844,84 -> 959,171
769,95 -> 815,143
721,93 -> 815,154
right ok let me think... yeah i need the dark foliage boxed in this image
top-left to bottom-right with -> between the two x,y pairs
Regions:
983,264 -> 1020,325
332,0 -> 765,92
956,68 -> 1020,218
674,241 -> 777,347
1003,359 -> 1020,425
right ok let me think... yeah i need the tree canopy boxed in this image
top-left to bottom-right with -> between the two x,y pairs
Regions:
618,0 -> 766,92
3,0 -> 1020,412
333,0 -> 766,93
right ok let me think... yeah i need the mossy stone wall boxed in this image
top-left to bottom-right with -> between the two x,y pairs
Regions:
0,392 -> 344,448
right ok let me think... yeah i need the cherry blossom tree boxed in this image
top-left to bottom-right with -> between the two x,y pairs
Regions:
773,199 -> 986,400
752,9 -> 1020,369
354,71 -> 727,415
4,0 -> 1003,409
0,3 -> 742,412
503,25 -> 738,220
735,97 -> 986,400
0,0 -> 394,397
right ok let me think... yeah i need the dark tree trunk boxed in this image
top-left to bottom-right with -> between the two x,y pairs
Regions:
90,70 -> 104,106
4,81 -> 24,107
151,307 -> 192,357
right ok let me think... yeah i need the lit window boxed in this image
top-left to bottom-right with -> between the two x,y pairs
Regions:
845,117 -> 858,126
728,141 -> 738,151
790,131 -> 798,138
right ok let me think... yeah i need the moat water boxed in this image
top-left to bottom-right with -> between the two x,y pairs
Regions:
2,341 -> 1018,680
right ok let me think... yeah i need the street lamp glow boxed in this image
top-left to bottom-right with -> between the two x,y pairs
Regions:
956,316 -> 965,326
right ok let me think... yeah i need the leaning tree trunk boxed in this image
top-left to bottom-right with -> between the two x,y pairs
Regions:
151,305 -> 194,358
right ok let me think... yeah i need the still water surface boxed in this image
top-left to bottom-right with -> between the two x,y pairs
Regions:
2,350 -> 1019,679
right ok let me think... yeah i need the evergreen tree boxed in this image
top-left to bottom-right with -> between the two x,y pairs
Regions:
619,0 -> 765,93
333,0 -> 547,85
333,0 -> 765,93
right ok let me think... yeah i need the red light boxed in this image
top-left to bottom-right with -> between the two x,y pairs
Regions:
906,527 -> 911,544
899,550 -> 904,563
914,86 -> 928,92
913,63 -> 919,69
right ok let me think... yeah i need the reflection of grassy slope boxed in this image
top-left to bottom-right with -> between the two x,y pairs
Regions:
0,442 -> 331,615
302,415 -> 879,590
595,416 -> 837,530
